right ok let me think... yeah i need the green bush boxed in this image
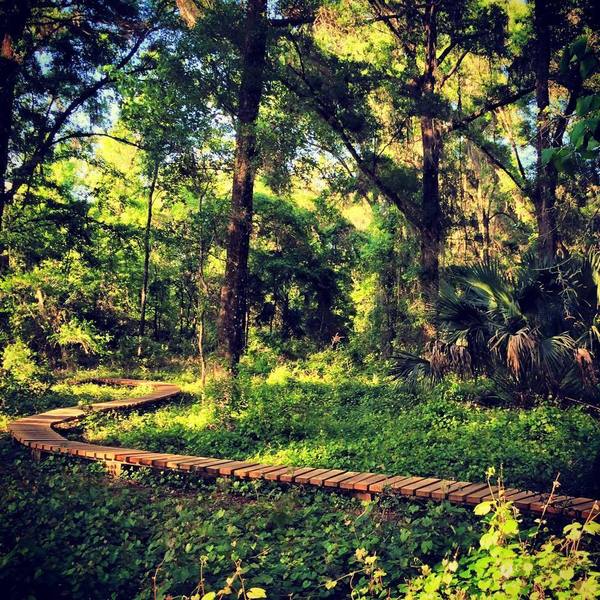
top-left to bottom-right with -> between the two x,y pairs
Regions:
1,340 -> 46,383
181,490 -> 600,599
405,495 -> 599,599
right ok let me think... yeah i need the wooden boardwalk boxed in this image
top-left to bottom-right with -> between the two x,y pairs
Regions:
7,378 -> 599,520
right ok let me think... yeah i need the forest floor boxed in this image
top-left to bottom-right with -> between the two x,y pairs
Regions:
77,352 -> 600,498
1,349 -> 599,598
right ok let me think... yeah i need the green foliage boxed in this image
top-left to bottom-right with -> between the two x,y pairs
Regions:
171,491 -> 600,599
250,193 -> 358,345
0,340 -> 55,423
1,340 -> 42,383
49,317 -> 111,358
394,254 -> 600,403
406,496 -> 599,599
81,360 -> 600,497
543,36 -> 600,173
0,436 -> 479,600
0,255 -> 111,366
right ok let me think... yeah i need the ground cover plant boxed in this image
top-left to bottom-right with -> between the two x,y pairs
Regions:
76,353 -> 600,498
1,424 -> 598,600
2,361 -> 599,598
0,431 -> 482,599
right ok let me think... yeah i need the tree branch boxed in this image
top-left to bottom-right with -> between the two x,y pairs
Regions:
8,27 -> 153,201
437,41 -> 457,66
449,86 -> 535,131
473,141 -> 526,192
552,86 -> 580,147
366,0 -> 417,62
269,16 -> 315,27
282,55 -> 421,226
51,132 -> 146,150
438,50 -> 468,89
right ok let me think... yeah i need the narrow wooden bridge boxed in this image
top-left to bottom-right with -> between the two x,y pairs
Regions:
7,378 -> 599,520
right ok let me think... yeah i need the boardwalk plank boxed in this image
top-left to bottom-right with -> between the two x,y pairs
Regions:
339,473 -> 379,490
448,483 -> 488,503
323,471 -> 361,488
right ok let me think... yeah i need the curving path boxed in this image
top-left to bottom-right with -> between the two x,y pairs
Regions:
8,378 -> 599,520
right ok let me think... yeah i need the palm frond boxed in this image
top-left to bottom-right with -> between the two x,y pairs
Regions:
437,288 -> 489,337
390,351 -> 432,387
455,260 -> 518,315
505,327 -> 536,377
537,333 -> 576,374
574,347 -> 598,386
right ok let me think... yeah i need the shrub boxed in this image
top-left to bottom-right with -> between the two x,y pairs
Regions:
2,340 -> 44,383
49,317 -> 111,366
165,486 -> 599,599
405,493 -> 599,599
0,340 -> 55,422
393,255 -> 600,404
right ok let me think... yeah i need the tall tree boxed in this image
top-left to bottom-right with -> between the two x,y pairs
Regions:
471,0 -> 598,262
280,0 -> 512,305
418,0 -> 443,301
0,0 -> 153,272
137,161 -> 159,357
217,0 -> 268,370
0,0 -> 33,270
533,0 -> 556,260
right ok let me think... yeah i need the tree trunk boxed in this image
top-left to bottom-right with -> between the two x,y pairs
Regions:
217,0 -> 268,371
533,0 -> 557,262
197,311 -> 207,385
153,299 -> 159,340
137,161 -> 159,357
419,123 -> 442,304
419,1 -> 443,305
197,200 -> 209,386
482,206 -> 491,262
379,271 -> 396,358
0,1 -> 32,272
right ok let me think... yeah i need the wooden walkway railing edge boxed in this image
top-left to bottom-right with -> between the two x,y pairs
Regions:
7,378 -> 599,520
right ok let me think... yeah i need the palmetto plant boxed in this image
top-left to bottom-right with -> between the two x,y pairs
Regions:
393,251 -> 600,403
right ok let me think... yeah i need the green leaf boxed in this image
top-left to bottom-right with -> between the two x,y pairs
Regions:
560,567 -> 575,580
247,588 -> 267,599
583,521 -> 600,535
570,122 -> 587,148
571,37 -> 588,60
541,148 -> 556,166
480,531 -> 499,550
576,95 -> 600,117
500,518 -> 518,536
580,55 -> 598,80
504,580 -> 522,596
201,593 -> 216,600
474,501 -> 492,516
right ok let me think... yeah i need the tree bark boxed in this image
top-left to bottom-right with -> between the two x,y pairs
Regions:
0,1 -> 31,272
420,116 -> 442,304
419,1 -> 443,305
197,196 -> 209,386
217,0 -> 268,370
137,161 -> 159,357
533,0 -> 557,262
